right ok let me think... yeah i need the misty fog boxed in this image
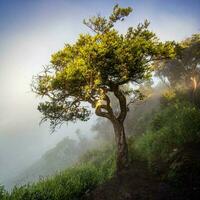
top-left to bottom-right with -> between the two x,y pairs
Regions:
0,0 -> 199,191
0,93 -> 95,188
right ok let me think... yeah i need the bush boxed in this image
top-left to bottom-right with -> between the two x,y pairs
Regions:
0,185 -> 9,200
134,101 -> 200,175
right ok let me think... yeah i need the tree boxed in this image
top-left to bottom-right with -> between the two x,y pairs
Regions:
32,5 -> 176,172
156,34 -> 200,106
156,34 -> 200,93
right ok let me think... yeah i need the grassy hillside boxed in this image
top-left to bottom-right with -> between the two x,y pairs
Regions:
8,137 -> 92,189
0,144 -> 115,200
1,90 -> 200,199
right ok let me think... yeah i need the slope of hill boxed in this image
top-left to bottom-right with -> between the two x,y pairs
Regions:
1,92 -> 200,199
7,136 -> 94,190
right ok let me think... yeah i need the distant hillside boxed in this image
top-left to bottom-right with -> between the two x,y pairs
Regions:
8,136 -> 94,189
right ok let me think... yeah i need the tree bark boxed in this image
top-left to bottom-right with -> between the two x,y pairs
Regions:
113,119 -> 129,173
94,86 -> 129,173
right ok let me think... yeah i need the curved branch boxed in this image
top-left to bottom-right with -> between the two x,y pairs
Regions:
95,105 -> 111,119
113,87 -> 127,122
104,94 -> 113,113
95,93 -> 117,124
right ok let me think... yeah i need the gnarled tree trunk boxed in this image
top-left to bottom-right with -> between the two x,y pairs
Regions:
113,120 -> 129,172
94,85 -> 129,173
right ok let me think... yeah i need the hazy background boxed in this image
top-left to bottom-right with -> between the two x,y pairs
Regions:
0,0 -> 199,188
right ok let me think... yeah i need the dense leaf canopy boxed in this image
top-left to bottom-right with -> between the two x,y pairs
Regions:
33,5 -> 176,130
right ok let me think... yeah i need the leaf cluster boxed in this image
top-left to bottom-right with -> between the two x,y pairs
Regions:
33,4 -> 176,130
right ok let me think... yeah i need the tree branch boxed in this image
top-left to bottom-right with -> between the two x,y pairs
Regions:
95,105 -> 111,119
94,91 -> 117,124
113,86 -> 127,122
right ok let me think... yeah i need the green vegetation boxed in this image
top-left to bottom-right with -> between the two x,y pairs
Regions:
2,85 -> 199,195
132,88 -> 200,195
135,100 -> 200,168
9,137 -> 94,188
1,92 -> 200,199
0,146 -> 115,200
32,4 -> 176,171
1,5 -> 199,200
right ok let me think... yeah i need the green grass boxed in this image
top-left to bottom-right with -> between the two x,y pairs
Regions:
2,97 -> 200,199
0,145 -> 116,200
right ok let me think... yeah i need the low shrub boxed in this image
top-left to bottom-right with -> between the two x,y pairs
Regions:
134,101 -> 200,180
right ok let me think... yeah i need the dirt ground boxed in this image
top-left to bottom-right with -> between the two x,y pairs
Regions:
84,160 -> 199,200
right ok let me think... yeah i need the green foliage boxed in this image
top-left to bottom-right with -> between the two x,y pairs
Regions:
83,4 -> 133,33
12,137 -> 93,187
80,144 -> 116,180
156,33 -> 200,88
167,142 -> 200,187
2,91 -> 200,198
134,101 -> 200,176
1,145 -> 116,200
0,185 -> 9,200
6,165 -> 97,200
32,4 -> 176,130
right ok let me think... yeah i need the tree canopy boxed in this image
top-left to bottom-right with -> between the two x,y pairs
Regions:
33,4 -> 176,131
156,34 -> 200,88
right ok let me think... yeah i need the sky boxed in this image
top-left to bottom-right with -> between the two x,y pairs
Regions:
0,0 -> 199,187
